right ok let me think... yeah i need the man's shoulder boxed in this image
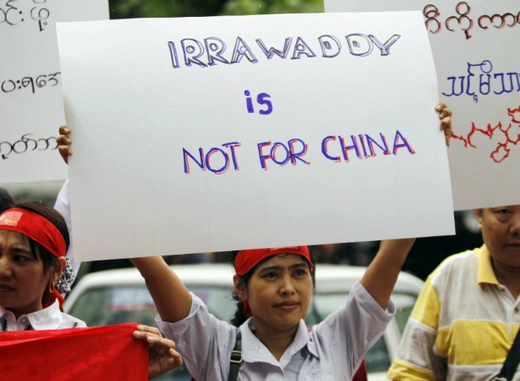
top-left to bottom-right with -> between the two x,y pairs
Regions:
440,247 -> 481,268
426,247 -> 482,285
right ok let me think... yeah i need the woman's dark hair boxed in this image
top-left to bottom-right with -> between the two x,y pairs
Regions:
229,251 -> 316,327
14,201 -> 70,273
0,188 -> 14,213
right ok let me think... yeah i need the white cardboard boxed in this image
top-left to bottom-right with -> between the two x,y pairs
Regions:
57,12 -> 455,261
0,0 -> 108,183
325,0 -> 520,210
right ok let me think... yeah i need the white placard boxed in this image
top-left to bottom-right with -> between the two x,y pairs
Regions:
0,0 -> 108,183
325,0 -> 520,210
57,12 -> 455,261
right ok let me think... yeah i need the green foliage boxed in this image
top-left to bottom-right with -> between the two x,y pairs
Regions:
109,0 -> 226,18
222,0 -> 323,15
108,0 -> 323,19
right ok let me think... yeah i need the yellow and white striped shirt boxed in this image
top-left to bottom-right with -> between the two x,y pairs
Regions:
388,245 -> 520,381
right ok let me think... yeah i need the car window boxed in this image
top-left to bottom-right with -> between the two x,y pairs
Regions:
67,285 -> 236,327
391,293 -> 417,334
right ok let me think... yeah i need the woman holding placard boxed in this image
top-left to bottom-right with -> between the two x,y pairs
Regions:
56,102 -> 452,380
0,201 -> 182,379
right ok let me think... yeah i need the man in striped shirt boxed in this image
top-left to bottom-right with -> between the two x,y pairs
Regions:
388,205 -> 520,380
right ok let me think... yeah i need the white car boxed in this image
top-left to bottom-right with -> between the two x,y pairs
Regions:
63,263 -> 424,381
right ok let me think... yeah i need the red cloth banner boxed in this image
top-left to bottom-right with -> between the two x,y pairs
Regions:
0,323 -> 148,381
353,359 -> 369,381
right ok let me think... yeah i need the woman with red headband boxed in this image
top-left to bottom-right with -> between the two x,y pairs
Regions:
0,201 -> 83,327
128,241 -> 415,380
0,201 -> 183,379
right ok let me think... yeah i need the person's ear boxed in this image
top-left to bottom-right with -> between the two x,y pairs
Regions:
50,257 -> 67,284
474,209 -> 483,230
233,274 -> 247,301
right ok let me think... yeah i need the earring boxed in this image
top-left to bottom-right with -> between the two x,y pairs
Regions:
48,282 -> 55,294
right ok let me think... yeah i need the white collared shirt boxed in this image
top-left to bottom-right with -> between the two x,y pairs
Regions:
158,280 -> 394,381
0,300 -> 86,332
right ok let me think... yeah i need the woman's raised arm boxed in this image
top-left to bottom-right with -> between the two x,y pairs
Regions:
360,238 -> 415,309
131,257 -> 193,323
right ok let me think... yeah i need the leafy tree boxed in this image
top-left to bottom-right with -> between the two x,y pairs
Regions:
108,0 -> 323,19
109,0 -> 227,18
222,0 -> 323,15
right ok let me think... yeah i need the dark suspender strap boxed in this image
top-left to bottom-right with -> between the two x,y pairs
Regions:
495,328 -> 520,381
227,331 -> 242,381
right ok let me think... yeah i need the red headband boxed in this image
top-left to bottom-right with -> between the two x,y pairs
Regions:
0,208 -> 66,258
234,246 -> 313,277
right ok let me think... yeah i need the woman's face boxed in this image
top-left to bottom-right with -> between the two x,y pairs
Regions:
0,230 -> 51,318
243,254 -> 314,335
